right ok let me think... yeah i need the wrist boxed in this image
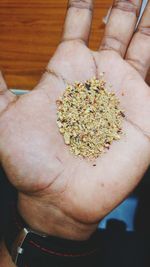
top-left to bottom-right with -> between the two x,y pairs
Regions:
4,199 -> 100,267
18,193 -> 98,241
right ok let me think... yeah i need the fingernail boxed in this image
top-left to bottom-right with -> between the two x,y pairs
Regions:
103,7 -> 112,25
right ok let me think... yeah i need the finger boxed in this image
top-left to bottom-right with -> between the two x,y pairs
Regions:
0,71 -> 8,91
0,71 -> 16,113
61,0 -> 93,44
99,0 -> 142,57
126,1 -> 150,79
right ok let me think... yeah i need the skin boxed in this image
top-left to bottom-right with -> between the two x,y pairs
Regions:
0,0 -> 150,266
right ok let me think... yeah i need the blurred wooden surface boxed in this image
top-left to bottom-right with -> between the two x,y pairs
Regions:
0,0 -> 149,90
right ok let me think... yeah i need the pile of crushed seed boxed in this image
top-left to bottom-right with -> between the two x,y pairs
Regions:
56,77 -> 125,159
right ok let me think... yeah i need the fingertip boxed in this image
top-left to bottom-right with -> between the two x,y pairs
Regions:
0,71 -> 7,90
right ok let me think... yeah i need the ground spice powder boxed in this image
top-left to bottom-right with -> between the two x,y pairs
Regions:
56,77 -> 125,159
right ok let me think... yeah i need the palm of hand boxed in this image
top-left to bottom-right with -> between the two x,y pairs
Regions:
0,1 -> 150,239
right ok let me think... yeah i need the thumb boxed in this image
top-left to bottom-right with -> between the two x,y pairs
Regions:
0,71 -> 17,113
0,71 -> 8,91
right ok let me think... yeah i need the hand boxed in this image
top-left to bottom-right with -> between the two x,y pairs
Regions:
0,0 -> 150,241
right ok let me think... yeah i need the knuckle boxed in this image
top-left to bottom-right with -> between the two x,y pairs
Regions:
113,0 -> 140,16
126,56 -> 145,74
138,26 -> 150,37
100,35 -> 126,56
68,0 -> 93,11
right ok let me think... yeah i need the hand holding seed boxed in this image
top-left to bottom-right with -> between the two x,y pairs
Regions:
0,1 -> 150,249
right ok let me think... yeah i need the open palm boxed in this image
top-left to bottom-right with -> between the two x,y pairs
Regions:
0,0 -> 150,241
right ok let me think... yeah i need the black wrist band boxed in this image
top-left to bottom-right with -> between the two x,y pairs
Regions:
4,202 -> 101,267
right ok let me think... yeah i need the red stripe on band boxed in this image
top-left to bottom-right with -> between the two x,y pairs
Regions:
28,240 -> 98,257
